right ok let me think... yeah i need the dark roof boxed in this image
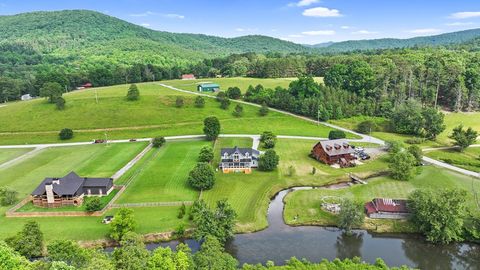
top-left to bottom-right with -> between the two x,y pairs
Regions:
221,146 -> 259,157
31,172 -> 112,197
365,198 -> 409,214
199,83 -> 220,88
317,139 -> 354,156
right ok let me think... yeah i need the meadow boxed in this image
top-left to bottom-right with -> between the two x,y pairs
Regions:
425,147 -> 480,172
283,166 -> 480,230
117,140 -> 210,203
161,77 -> 324,94
0,148 -> 33,165
0,79 -> 348,145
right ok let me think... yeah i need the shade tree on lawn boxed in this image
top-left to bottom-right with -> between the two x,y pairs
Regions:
188,162 -> 215,191
194,96 -> 205,108
388,150 -> 417,181
126,84 -> 140,101
338,199 -> 364,234
55,96 -> 66,110
59,128 -> 74,140
198,146 -> 214,163
232,104 -> 243,117
191,199 -> 236,244
260,131 -> 277,149
203,116 -> 221,141
449,125 -> 478,152
40,82 -> 63,103
151,136 -> 166,148
226,87 -> 241,99
109,208 -> 137,241
5,221 -> 44,259
258,149 -> 279,171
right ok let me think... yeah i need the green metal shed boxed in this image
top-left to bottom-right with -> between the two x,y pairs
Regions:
197,83 -> 220,92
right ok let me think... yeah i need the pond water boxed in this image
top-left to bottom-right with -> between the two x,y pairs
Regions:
137,187 -> 480,269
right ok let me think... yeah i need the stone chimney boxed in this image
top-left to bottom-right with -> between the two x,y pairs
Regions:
45,183 -> 54,204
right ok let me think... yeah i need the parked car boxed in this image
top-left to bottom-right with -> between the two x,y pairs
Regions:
102,216 -> 114,224
129,139 -> 137,142
93,139 -> 106,144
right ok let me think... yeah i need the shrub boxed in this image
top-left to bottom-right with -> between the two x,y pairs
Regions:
85,197 -> 102,212
177,203 -> 186,219
174,224 -> 186,238
194,96 -> 205,108
55,97 -> 65,110
357,120 -> 377,134
175,96 -> 184,108
405,137 -> 425,145
198,146 -> 214,162
338,199 -> 364,233
287,165 -> 296,177
0,187 -> 17,206
258,150 -> 279,171
260,131 -> 276,149
216,91 -> 226,102
220,98 -> 230,110
151,137 -> 166,148
311,167 -> 316,175
188,162 -> 215,190
389,151 -> 416,181
407,145 -> 423,166
259,102 -> 269,116
328,130 -> 346,140
126,84 -> 140,101
226,87 -> 241,99
59,128 -> 74,140
232,104 -> 243,117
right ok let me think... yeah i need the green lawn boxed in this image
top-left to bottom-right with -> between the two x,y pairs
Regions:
0,79 -> 348,145
202,138 -> 389,232
425,147 -> 480,172
284,165 -> 480,231
330,113 -> 480,148
0,148 -> 33,165
117,140 -> 210,203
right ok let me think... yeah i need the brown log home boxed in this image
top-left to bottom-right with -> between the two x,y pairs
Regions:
311,139 -> 355,167
31,172 -> 113,208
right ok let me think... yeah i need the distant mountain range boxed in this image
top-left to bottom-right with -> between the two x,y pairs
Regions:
0,9 -> 480,68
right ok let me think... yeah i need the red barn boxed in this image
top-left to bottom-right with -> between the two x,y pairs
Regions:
182,74 -> 196,80
311,139 -> 355,167
365,198 -> 410,219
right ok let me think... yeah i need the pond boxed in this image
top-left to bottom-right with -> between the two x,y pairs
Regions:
139,187 -> 480,269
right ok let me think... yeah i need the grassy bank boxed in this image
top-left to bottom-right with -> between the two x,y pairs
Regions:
283,165 -> 480,233
424,147 -> 480,173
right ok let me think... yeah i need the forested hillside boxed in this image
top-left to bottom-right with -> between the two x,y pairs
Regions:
315,28 -> 480,53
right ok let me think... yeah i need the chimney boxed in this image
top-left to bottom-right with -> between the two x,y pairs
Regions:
45,183 -> 55,204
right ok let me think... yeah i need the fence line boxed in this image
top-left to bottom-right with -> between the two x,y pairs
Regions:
111,201 -> 193,208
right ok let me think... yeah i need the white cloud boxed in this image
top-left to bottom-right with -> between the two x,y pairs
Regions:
129,11 -> 156,17
303,7 -> 342,17
164,13 -> 185,19
140,23 -> 151,27
450,11 -> 480,19
445,22 -> 474,26
340,26 -> 351,29
287,0 -> 320,7
235,28 -> 258,32
301,30 -> 335,36
352,30 -> 378,35
406,28 -> 441,34
288,34 -> 304,38
129,11 -> 184,19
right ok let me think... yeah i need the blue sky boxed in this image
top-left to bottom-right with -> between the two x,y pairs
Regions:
1,0 -> 480,44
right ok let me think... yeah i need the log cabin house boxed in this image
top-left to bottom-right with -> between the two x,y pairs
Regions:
311,139 -> 355,167
31,172 -> 113,208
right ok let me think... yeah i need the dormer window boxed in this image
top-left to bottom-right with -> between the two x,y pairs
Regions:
224,153 -> 228,158
245,152 -> 249,157
233,154 -> 239,161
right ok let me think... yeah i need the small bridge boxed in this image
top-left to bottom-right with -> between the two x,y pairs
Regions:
349,173 -> 367,185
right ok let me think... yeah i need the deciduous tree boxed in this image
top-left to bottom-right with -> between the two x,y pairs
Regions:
109,208 -> 137,241
203,116 -> 220,141
188,162 -> 215,191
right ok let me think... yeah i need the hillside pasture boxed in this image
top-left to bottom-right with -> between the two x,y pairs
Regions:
0,80 -> 349,145
425,147 -> 480,173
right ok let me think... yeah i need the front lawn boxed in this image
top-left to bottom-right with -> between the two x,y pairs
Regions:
117,140 -> 210,203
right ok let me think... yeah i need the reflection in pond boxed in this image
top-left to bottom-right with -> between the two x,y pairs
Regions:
335,232 -> 363,259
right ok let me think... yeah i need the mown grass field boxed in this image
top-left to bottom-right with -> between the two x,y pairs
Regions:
283,166 -> 480,230
0,142 -> 161,242
0,78 -> 347,145
202,138 -> 389,232
425,147 -> 480,172
162,77 -> 324,94
117,140 -> 210,203
0,148 -> 33,165
330,112 -> 480,147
